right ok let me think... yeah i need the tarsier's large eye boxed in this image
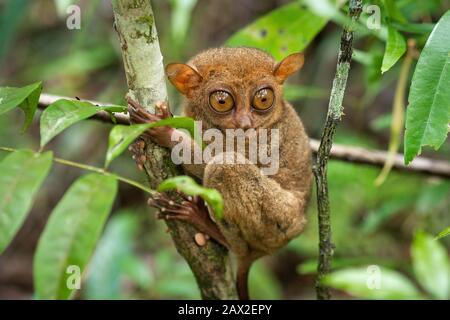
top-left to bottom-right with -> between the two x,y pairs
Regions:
252,88 -> 274,111
209,90 -> 235,113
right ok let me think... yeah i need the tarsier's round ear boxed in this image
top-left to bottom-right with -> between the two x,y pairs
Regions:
165,63 -> 203,97
273,52 -> 304,84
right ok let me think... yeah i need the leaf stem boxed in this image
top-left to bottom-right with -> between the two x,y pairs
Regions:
375,40 -> 415,186
0,146 -> 154,195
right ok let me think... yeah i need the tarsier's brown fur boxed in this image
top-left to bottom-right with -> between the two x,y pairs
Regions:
138,47 -> 312,299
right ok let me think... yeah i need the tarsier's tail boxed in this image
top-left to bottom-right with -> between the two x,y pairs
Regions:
236,258 -> 254,300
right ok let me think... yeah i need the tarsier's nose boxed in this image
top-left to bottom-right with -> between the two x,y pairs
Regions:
236,114 -> 252,130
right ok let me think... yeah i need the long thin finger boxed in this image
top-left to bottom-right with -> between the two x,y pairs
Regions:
158,201 -> 187,211
129,112 -> 149,124
156,101 -> 172,118
127,99 -> 156,120
128,104 -> 148,121
164,214 -> 189,221
133,106 -> 155,120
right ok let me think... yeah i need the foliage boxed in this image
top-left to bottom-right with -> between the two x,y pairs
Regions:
323,266 -> 423,299
0,150 -> 53,253
85,212 -> 152,299
381,26 -> 406,74
227,0 -> 331,60
40,99 -> 126,148
0,0 -> 449,300
322,231 -> 450,300
411,231 -> 450,299
404,11 -> 450,164
0,81 -> 222,299
0,82 -> 42,131
34,173 -> 118,299
229,0 -> 450,167
437,227 -> 450,240
84,210 -> 282,299
292,132 -> 449,286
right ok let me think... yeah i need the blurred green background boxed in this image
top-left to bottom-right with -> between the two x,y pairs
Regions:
0,0 -> 449,299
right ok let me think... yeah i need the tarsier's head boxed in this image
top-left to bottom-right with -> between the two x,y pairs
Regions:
166,47 -> 304,130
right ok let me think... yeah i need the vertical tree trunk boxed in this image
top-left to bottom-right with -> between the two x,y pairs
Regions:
111,0 -> 237,300
314,0 -> 363,300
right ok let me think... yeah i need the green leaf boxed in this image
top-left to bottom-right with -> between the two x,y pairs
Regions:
105,116 -> 199,168
436,226 -> 450,240
412,231 -> 450,299
157,176 -> 223,219
40,99 -> 126,148
0,82 -> 42,131
105,124 -> 150,168
40,99 -> 100,147
34,173 -> 118,300
226,1 -> 329,60
0,150 -> 53,254
323,267 -> 423,299
404,11 -> 450,164
381,26 -> 406,74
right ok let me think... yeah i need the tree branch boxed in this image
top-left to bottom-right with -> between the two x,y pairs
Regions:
314,0 -> 363,300
38,93 -> 130,124
310,141 -> 450,178
110,0 -> 236,300
37,93 -> 450,179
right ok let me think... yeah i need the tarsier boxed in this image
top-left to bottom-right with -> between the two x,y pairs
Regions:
128,47 -> 312,300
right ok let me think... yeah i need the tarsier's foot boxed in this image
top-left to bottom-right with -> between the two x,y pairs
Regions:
148,193 -> 229,249
127,97 -> 175,148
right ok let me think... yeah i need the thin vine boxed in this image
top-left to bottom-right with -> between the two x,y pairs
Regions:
0,146 -> 154,194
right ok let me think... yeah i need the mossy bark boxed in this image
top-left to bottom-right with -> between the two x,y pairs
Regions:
111,0 -> 237,300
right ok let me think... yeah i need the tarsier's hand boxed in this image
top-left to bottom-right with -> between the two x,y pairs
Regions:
127,97 -> 175,148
